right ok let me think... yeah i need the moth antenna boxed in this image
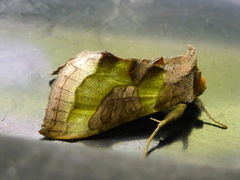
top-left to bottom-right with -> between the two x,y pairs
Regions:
195,98 -> 228,129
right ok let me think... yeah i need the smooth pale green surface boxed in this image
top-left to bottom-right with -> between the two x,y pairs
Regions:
0,0 -> 240,178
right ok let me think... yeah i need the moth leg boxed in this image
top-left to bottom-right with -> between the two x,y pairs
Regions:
194,97 -> 227,129
144,103 -> 187,156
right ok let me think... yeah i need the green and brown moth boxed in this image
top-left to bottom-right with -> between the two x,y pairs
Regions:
39,45 -> 227,155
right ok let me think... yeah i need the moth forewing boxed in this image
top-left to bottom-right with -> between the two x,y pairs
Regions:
39,45 -> 227,156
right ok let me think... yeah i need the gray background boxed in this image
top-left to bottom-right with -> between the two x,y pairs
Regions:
0,0 -> 240,179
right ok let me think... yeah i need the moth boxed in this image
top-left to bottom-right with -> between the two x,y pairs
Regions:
39,45 -> 227,155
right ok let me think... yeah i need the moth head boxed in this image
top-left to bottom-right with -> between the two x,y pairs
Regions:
193,68 -> 206,97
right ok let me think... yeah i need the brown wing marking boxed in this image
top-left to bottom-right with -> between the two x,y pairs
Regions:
88,86 -> 142,131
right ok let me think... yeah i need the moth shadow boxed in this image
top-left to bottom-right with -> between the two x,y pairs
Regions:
80,103 -> 207,152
